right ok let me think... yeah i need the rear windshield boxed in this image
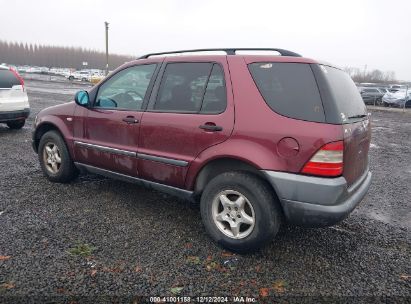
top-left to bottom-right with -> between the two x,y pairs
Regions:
319,65 -> 367,122
248,62 -> 325,122
0,69 -> 20,88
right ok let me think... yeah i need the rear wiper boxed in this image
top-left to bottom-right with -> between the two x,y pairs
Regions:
347,114 -> 367,119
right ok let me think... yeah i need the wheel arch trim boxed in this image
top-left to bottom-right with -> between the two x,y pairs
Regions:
33,117 -> 73,156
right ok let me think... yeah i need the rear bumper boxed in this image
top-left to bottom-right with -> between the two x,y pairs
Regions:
0,108 -> 30,122
261,168 -> 372,227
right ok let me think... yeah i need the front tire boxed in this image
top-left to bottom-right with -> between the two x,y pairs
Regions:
38,130 -> 78,183
6,119 -> 25,129
200,172 -> 282,253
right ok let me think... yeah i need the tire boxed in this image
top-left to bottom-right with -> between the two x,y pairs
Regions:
38,130 -> 79,183
384,102 -> 389,107
6,119 -> 25,129
68,76 -> 74,81
200,172 -> 282,253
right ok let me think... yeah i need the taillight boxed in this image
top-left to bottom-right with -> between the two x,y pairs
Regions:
9,68 -> 25,90
301,141 -> 343,177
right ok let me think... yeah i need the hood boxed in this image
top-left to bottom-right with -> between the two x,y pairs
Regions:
36,101 -> 76,124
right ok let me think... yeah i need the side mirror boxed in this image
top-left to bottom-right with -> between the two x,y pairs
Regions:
74,90 -> 90,107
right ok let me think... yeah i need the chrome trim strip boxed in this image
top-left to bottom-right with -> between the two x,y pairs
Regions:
137,153 -> 188,167
74,141 -> 136,157
74,141 -> 188,166
74,162 -> 193,200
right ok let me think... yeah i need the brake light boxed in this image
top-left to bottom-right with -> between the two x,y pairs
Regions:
9,68 -> 25,90
301,141 -> 343,177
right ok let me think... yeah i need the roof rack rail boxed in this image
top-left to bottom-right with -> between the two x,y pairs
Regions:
138,48 -> 302,59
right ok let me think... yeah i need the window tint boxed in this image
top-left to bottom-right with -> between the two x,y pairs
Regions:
320,65 -> 366,121
201,64 -> 227,114
154,63 -> 213,112
0,70 -> 20,88
95,64 -> 156,110
248,62 -> 325,122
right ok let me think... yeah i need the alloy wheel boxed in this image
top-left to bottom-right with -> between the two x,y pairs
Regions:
43,142 -> 62,174
211,190 -> 255,239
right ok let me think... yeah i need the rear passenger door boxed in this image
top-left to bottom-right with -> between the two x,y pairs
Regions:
138,59 -> 234,188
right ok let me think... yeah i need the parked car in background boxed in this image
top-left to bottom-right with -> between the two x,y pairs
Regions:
32,48 -> 372,252
0,65 -> 30,129
382,89 -> 411,107
360,87 -> 385,105
67,70 -> 91,81
26,66 -> 43,74
378,88 -> 389,93
16,66 -> 30,74
389,84 -> 407,92
90,74 -> 105,84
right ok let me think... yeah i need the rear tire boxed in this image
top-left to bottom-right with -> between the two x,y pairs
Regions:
38,130 -> 79,183
6,120 -> 25,129
200,172 -> 282,253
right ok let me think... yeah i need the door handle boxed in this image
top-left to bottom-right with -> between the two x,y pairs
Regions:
122,116 -> 139,124
199,124 -> 223,132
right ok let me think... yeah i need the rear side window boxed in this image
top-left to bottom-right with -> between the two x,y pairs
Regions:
0,70 -> 20,88
319,65 -> 366,122
155,63 -> 212,112
248,62 -> 325,122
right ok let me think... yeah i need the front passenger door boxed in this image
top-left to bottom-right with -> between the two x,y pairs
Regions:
74,64 -> 157,177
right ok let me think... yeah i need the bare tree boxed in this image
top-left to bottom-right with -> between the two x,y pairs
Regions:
344,66 -> 397,83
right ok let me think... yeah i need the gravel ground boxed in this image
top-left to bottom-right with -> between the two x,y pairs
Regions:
0,79 -> 410,303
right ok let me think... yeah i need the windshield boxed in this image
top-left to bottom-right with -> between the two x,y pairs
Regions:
320,65 -> 367,122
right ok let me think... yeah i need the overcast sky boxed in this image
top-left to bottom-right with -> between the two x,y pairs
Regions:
1,0 -> 410,80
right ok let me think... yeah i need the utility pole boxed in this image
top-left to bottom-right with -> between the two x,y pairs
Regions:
105,21 -> 109,76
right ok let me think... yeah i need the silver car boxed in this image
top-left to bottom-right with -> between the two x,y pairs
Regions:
382,89 -> 411,107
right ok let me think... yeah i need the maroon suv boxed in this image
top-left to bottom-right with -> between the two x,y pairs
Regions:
32,48 -> 372,252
